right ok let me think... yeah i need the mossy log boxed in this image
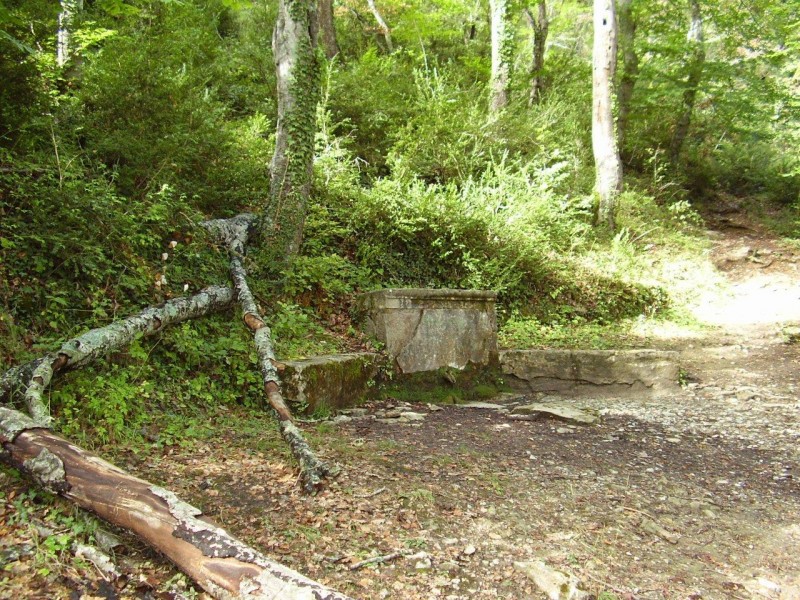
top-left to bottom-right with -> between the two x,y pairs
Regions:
0,407 -> 352,600
202,214 -> 334,493
0,285 -> 235,425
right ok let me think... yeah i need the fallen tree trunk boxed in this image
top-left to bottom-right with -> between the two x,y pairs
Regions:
1,285 -> 235,424
0,407 -> 352,600
202,214 -> 334,493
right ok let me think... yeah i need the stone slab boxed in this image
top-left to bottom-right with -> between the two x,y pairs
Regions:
356,288 -> 498,373
281,353 -> 381,414
500,349 -> 680,398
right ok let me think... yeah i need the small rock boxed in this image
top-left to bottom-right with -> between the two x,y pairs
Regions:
438,561 -> 460,574
339,408 -> 368,418
757,577 -> 781,594
332,415 -> 353,424
400,411 -> 426,421
556,427 -> 573,434
427,404 -> 444,411
459,401 -> 504,410
462,545 -> 477,556
94,529 -> 123,553
724,246 -> 751,262
513,560 -> 589,600
511,404 -> 599,425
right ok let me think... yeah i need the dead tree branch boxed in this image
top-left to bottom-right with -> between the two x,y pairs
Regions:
202,214 -> 334,493
1,285 -> 235,425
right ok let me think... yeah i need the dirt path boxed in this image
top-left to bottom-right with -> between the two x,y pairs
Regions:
2,215 -> 799,600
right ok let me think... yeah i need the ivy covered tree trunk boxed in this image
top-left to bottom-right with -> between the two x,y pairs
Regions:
525,1 -> 548,106
670,0 -> 705,164
264,0 -> 320,262
616,0 -> 638,155
318,0 -> 340,59
592,0 -> 623,229
489,0 -> 512,114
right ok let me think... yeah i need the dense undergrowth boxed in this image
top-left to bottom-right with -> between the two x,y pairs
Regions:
1,0 -> 798,444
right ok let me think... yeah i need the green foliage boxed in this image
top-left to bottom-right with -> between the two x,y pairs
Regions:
1,0 -> 797,448
4,484 -> 101,577
268,302 -> 341,359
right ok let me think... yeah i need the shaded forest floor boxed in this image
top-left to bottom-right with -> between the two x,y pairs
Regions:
2,211 -> 800,600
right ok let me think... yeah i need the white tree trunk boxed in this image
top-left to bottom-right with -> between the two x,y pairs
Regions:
56,0 -> 82,68
592,0 -> 623,229
366,0 -> 393,52
489,0 -> 511,114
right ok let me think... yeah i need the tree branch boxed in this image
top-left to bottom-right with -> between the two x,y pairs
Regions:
202,215 -> 335,494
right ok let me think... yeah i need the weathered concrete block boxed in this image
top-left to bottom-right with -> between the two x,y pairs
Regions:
356,288 -> 498,373
500,349 -> 680,397
281,353 -> 381,414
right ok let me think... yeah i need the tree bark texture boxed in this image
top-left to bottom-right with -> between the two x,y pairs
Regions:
669,0 -> 705,164
318,0 -> 340,59
56,0 -> 82,67
489,0 -> 511,114
592,0 -> 623,229
0,408 -> 352,600
616,0 -> 638,155
366,0 -> 393,52
265,0 -> 320,262
1,286 -> 235,426
525,1 -> 548,105
202,215 -> 334,493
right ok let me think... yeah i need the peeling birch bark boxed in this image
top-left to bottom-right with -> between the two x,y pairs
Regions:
0,407 -> 352,600
202,215 -> 334,493
1,286 -> 235,421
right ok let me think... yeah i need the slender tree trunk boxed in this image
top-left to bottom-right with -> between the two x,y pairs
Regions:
56,0 -> 82,68
464,0 -> 482,44
670,0 -> 705,164
489,0 -> 511,114
0,408 -> 351,600
592,0 -> 623,229
616,0 -> 638,155
264,0 -> 320,263
366,0 -> 393,52
525,1 -> 549,105
318,0 -> 340,59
